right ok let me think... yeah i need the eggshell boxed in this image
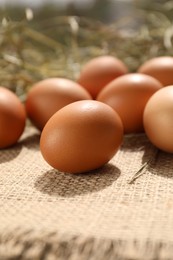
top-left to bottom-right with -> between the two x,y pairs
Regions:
25,78 -> 92,131
0,87 -> 26,148
40,100 -> 123,173
143,85 -> 173,153
138,56 -> 173,86
77,55 -> 128,99
97,73 -> 163,134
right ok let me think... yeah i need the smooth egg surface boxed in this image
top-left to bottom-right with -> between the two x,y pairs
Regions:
143,85 -> 173,153
40,100 -> 123,173
97,73 -> 163,134
77,55 -> 128,99
138,56 -> 173,86
0,87 -> 26,148
25,78 -> 92,131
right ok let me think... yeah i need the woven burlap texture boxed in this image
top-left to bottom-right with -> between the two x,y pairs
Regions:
1,126 -> 173,260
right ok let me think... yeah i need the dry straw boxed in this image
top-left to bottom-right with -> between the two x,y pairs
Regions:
0,1 -> 173,101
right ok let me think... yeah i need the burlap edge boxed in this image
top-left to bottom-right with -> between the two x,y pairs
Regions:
0,229 -> 172,260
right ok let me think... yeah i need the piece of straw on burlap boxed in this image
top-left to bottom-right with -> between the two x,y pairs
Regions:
1,9 -> 173,259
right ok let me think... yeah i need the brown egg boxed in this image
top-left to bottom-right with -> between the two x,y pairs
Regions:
40,100 -> 123,173
0,87 -> 26,148
25,78 -> 92,131
77,55 -> 128,99
138,56 -> 173,86
143,85 -> 173,153
97,73 -> 163,134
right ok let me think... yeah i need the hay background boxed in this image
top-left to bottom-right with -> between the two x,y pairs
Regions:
1,126 -> 173,259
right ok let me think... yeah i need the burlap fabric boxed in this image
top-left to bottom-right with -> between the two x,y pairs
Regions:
1,126 -> 173,260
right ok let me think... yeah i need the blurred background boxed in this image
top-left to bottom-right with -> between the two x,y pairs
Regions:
0,0 -> 172,98
0,0 -> 169,24
0,0 -> 172,37
1,0 -> 134,24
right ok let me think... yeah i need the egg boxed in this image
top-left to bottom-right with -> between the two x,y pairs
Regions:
0,87 -> 26,148
143,85 -> 173,153
97,73 -> 163,134
77,55 -> 128,99
40,100 -> 123,173
138,56 -> 173,86
25,78 -> 92,131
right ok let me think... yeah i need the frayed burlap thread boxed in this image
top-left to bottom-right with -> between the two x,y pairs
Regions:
1,127 -> 173,259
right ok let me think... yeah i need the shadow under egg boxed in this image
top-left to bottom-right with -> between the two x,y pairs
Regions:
34,163 -> 121,198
